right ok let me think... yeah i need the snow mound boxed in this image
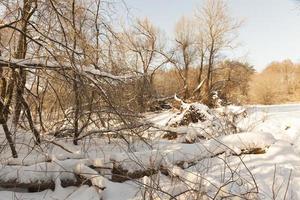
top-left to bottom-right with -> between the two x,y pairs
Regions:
147,103 -> 248,141
167,103 -> 214,127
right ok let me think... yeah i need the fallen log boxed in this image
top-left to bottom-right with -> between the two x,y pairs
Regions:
110,132 -> 275,182
0,178 -> 84,192
0,158 -> 109,193
111,165 -> 157,182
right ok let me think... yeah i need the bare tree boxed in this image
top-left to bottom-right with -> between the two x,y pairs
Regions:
193,27 -> 208,99
195,0 -> 241,105
0,0 -> 39,157
0,0 -> 141,154
213,60 -> 254,104
173,16 -> 197,100
124,18 -> 167,111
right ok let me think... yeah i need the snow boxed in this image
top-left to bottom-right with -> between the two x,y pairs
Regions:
0,185 -> 101,200
0,103 -> 299,199
103,180 -> 138,200
111,131 -> 275,173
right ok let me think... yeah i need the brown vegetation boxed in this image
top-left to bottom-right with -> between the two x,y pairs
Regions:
153,60 -> 254,105
248,60 -> 300,104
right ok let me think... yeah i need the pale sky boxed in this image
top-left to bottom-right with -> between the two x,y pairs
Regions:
124,0 -> 300,71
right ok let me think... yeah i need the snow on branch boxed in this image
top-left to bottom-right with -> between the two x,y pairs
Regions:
0,56 -> 140,81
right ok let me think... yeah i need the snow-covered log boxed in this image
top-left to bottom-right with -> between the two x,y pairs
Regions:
110,132 -> 275,181
0,158 -> 111,192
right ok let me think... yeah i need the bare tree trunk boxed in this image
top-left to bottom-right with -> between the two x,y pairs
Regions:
73,73 -> 81,145
13,0 -> 38,140
2,123 -> 18,158
21,97 -> 41,144
206,41 -> 214,105
0,69 -> 18,158
13,0 -> 31,127
137,76 -> 147,112
71,0 -> 81,145
182,45 -> 190,100
197,53 -> 204,99
0,31 -> 18,157
183,69 -> 189,100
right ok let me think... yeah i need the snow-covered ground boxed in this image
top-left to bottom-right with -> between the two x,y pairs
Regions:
248,103 -> 300,114
0,104 -> 299,200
